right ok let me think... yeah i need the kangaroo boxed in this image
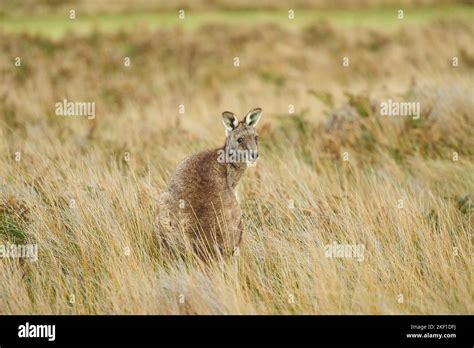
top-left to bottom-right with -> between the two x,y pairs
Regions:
156,108 -> 262,260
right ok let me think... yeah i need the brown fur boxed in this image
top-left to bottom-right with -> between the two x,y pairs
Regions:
156,108 -> 262,260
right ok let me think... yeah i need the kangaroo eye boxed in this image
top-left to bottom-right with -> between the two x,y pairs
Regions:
237,137 -> 244,143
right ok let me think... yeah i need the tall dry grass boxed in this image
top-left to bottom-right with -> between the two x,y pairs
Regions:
0,19 -> 473,314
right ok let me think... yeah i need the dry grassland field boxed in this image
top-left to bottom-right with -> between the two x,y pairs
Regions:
0,0 -> 473,315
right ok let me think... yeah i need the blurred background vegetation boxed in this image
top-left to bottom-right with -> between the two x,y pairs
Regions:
0,0 -> 473,38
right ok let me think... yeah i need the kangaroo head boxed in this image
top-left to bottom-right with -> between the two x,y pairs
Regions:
222,108 -> 262,167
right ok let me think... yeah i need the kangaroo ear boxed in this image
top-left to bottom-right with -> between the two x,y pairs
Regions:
244,108 -> 262,127
222,111 -> 239,133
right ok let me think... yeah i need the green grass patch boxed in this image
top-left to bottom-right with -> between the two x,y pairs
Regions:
0,211 -> 27,244
0,6 -> 472,38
